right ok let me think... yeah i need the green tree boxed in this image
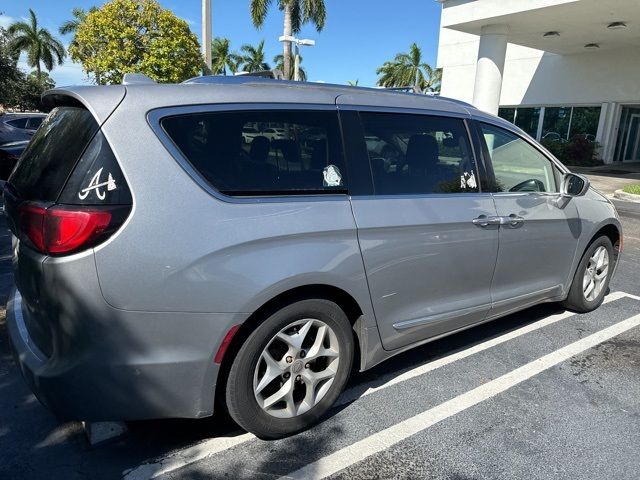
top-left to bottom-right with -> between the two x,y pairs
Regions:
0,27 -> 23,110
239,40 -> 270,73
60,7 -> 103,84
211,37 -> 241,75
250,0 -> 326,80
376,43 -> 441,92
14,71 -> 55,111
8,8 -> 66,81
273,52 -> 306,81
68,0 -> 202,84
347,79 -> 359,86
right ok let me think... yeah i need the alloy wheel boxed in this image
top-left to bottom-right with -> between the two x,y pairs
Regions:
582,246 -> 609,302
253,318 -> 340,418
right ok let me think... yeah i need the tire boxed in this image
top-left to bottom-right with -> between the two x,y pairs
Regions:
225,299 -> 354,439
562,236 -> 614,313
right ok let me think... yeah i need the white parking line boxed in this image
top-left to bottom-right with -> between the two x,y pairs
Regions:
335,292 -> 625,406
122,292 -> 634,479
123,433 -> 254,480
281,312 -> 640,480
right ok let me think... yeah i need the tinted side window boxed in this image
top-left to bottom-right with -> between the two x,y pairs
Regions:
360,112 -> 478,195
480,123 -> 557,193
161,110 -> 347,196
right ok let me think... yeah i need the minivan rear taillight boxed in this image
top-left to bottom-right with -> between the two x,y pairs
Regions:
18,203 -> 128,256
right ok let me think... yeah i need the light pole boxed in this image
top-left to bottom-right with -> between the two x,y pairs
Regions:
279,35 -> 315,81
202,0 -> 212,73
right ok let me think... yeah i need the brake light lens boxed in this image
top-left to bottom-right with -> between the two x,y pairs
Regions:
18,203 -> 123,255
45,207 -> 112,254
18,204 -> 46,252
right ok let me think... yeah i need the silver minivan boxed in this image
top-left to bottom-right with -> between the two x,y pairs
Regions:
5,76 -> 621,439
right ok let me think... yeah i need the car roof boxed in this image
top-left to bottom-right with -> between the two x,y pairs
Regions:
1,112 -> 46,118
43,76 -> 481,122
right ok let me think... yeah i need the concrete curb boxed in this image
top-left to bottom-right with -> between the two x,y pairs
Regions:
614,189 -> 640,203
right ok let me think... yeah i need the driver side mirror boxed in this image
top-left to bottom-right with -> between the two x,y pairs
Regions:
561,173 -> 590,197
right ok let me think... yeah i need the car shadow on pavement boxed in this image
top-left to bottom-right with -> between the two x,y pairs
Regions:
0,283 -> 568,480
116,302 -> 567,479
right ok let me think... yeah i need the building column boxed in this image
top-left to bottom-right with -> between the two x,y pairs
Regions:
472,24 -> 509,115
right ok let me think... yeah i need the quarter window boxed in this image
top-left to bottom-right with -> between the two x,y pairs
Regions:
360,112 -> 478,195
480,123 -> 557,193
161,110 -> 347,196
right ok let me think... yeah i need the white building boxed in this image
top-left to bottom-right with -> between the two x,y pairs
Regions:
436,0 -> 640,164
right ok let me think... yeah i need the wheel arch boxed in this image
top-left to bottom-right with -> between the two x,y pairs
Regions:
592,223 -> 621,252
583,222 -> 622,269
213,283 -> 365,411
566,220 -> 622,294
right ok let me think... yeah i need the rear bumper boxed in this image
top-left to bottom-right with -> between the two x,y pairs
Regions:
7,287 -> 246,421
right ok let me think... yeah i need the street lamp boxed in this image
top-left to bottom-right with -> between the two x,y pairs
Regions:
202,0 -> 212,72
279,35 -> 315,81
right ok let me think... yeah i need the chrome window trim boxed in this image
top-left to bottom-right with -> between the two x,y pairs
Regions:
147,103 -> 350,205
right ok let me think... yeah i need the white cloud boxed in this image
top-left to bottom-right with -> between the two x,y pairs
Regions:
0,14 -> 16,29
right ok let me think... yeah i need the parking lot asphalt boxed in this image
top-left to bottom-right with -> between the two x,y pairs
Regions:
1,208 -> 639,480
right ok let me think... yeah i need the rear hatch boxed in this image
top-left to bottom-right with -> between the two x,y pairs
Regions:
4,103 -> 132,357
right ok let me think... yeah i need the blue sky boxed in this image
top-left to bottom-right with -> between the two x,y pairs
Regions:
0,0 -> 442,87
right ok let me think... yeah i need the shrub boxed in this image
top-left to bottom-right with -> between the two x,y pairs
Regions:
622,184 -> 640,195
541,137 -> 602,167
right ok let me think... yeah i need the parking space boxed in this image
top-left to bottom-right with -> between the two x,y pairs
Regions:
1,212 -> 639,480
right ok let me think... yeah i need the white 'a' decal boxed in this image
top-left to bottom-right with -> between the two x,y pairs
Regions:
78,167 -> 117,200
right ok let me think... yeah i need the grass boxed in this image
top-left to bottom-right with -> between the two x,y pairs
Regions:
622,184 -> 640,195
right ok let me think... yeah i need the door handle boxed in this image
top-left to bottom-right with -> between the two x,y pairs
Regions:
501,214 -> 525,226
472,215 -> 501,227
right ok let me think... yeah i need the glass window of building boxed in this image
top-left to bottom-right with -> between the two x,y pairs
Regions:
514,107 -> 541,138
569,107 -> 600,142
542,107 -> 572,141
498,108 -> 516,123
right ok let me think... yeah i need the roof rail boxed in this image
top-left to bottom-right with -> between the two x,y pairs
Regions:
121,73 -> 157,85
234,69 -> 285,80
383,85 -> 424,94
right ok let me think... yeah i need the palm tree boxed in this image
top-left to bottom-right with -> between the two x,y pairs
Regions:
428,68 -> 443,93
9,8 -> 66,82
347,79 -> 359,86
376,43 -> 440,92
274,52 -> 306,81
239,40 -> 270,73
59,7 -> 98,36
250,0 -> 326,80
59,6 -> 102,83
211,37 -> 242,75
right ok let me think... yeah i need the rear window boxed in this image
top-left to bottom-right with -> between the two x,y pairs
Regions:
9,107 -> 99,201
6,118 -> 28,129
161,110 -> 347,196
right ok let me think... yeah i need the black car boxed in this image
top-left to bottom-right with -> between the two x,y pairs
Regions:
0,113 -> 46,144
0,140 -> 28,180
